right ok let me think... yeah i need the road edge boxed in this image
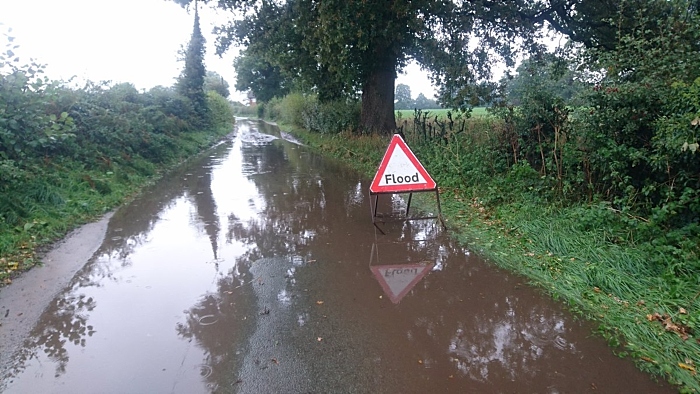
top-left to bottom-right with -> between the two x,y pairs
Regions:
0,212 -> 113,372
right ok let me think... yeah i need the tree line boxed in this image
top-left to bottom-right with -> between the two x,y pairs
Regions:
394,84 -> 439,110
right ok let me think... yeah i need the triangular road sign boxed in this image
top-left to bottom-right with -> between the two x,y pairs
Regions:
370,135 -> 436,193
370,262 -> 434,304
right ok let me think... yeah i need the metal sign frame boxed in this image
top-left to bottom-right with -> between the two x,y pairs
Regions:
369,188 -> 446,234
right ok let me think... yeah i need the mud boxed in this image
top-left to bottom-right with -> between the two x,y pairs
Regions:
0,120 -> 673,393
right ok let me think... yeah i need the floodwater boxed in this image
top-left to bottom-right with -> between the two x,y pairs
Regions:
0,120 -> 672,393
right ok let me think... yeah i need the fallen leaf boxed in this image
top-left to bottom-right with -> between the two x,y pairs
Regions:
648,312 -> 692,340
317,337 -> 323,342
316,301 -> 324,305
418,360 -> 423,364
679,363 -> 696,372
679,307 -> 687,314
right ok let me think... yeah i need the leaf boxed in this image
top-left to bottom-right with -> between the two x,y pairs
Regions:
678,363 -> 696,372
691,117 -> 700,126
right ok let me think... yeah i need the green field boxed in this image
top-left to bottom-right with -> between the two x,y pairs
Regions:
395,107 -> 489,120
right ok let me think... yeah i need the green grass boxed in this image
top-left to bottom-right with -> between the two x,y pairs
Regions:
395,107 -> 490,120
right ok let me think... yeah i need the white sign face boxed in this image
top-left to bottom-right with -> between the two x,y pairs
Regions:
371,262 -> 434,304
376,147 -> 429,187
370,134 -> 436,193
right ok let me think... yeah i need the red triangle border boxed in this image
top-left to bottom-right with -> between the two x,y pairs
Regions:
370,135 -> 436,194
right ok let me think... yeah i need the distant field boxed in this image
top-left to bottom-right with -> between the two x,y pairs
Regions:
395,107 -> 489,120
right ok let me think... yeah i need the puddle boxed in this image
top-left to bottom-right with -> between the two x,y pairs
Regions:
0,120 -> 673,393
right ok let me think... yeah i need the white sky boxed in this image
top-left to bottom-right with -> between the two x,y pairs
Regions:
0,0 -> 437,102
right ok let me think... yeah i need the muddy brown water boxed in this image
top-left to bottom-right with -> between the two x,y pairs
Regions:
0,120 -> 673,393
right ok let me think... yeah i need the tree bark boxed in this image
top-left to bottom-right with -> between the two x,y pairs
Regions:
360,56 -> 397,135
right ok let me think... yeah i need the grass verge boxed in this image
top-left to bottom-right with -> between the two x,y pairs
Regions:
0,124 -> 234,286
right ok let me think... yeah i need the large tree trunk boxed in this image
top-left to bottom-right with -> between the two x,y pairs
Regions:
360,56 -> 397,135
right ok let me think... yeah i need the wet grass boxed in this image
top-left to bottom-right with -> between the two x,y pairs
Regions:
0,126 -> 233,286
285,122 -> 700,393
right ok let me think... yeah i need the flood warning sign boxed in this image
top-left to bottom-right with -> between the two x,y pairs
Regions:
370,134 -> 436,193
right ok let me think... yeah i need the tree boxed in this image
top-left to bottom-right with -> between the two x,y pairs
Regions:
233,48 -> 290,102
394,84 -> 413,110
176,2 -> 208,124
503,52 -> 587,107
414,93 -> 438,110
204,71 -> 230,98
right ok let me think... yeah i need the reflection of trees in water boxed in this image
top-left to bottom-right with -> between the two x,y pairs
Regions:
2,291 -> 96,383
404,263 -> 577,387
176,260 -> 256,391
444,300 -> 573,382
224,141 -> 336,259
97,141 -> 231,267
187,161 -> 220,261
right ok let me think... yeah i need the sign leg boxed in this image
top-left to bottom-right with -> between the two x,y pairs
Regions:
435,189 -> 447,230
406,193 -> 413,217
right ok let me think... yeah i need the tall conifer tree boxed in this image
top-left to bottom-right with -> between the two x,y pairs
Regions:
177,0 -> 208,125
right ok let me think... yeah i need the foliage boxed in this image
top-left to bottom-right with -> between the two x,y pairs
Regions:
260,93 -> 360,134
502,51 -> 587,107
176,5 -> 208,126
414,93 -> 439,110
204,71 -> 230,98
233,48 -> 290,102
574,0 -> 700,225
206,90 -> 234,129
394,83 -> 412,110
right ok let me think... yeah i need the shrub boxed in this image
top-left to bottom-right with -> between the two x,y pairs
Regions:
206,91 -> 234,130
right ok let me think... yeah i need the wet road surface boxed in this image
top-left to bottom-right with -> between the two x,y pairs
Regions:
0,120 -> 673,393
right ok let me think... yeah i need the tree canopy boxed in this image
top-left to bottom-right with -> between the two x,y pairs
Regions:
204,71 -> 230,98
394,84 -> 412,110
173,0 -> 691,134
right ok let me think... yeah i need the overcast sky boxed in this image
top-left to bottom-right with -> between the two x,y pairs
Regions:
0,0 -> 437,102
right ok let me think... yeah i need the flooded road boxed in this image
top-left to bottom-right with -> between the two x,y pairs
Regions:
0,120 -> 672,393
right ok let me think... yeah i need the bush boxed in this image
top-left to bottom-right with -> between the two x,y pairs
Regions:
206,91 -> 234,130
265,93 -> 360,134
